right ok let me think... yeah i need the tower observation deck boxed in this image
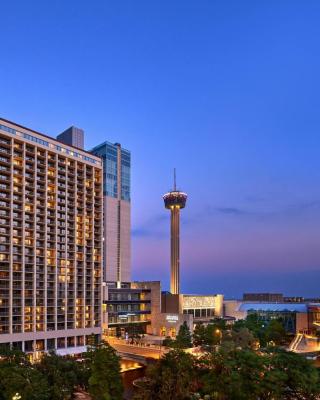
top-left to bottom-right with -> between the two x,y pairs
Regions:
163,170 -> 187,295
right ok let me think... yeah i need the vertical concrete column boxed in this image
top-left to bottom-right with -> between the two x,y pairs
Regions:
170,206 -> 180,295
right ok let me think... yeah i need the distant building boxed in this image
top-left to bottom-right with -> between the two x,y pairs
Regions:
57,126 -> 84,149
91,141 -> 131,284
182,294 -> 224,323
284,296 -> 320,303
162,292 -> 224,325
224,300 -> 320,334
243,293 -> 283,303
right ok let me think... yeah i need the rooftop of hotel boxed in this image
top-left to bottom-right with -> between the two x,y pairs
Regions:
0,117 -> 101,165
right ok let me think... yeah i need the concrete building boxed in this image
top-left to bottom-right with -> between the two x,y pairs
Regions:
103,280 -> 195,339
91,141 -> 131,284
162,292 -> 224,326
243,293 -> 284,302
0,118 -> 103,356
57,126 -> 84,150
151,312 -> 193,338
103,281 -> 160,336
182,294 -> 224,323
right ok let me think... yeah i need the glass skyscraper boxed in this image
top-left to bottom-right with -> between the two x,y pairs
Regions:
91,141 -> 131,284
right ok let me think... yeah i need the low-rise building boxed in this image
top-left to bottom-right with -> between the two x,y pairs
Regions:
243,293 -> 284,302
102,281 -> 160,337
182,294 -> 224,323
224,300 -> 320,334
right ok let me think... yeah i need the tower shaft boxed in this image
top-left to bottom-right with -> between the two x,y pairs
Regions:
170,206 -> 180,294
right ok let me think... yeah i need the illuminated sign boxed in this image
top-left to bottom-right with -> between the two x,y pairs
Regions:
166,315 -> 179,323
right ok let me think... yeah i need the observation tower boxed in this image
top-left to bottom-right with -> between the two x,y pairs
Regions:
163,170 -> 187,295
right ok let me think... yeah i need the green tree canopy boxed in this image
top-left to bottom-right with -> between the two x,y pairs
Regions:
0,347 -> 49,400
265,319 -> 286,345
37,352 -> 85,400
135,350 -> 198,400
88,341 -> 123,400
175,322 -> 193,349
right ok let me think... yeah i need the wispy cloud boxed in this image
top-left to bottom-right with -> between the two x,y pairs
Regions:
132,214 -> 168,239
133,199 -> 320,238
188,199 -> 320,224
216,207 -> 248,215
286,200 -> 320,214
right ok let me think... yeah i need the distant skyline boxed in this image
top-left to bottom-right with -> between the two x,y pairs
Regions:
2,1 -> 320,297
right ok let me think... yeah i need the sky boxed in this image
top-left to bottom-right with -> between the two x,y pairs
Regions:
2,0 -> 320,297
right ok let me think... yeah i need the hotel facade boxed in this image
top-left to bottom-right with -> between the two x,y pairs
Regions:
0,118 -> 103,355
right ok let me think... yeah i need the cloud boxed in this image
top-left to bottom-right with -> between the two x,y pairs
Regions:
132,213 -> 168,239
287,200 -> 320,213
216,207 -> 248,215
203,199 -> 320,220
133,199 -> 320,238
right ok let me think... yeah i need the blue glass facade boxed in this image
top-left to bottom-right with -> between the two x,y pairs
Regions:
91,141 -> 130,202
121,149 -> 130,201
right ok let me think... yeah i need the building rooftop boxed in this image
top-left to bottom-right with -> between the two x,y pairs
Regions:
0,117 -> 101,165
90,139 -> 130,154
238,302 -> 310,313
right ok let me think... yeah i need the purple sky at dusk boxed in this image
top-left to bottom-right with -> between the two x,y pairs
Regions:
2,1 -> 320,297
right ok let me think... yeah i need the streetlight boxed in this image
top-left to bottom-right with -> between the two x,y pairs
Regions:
12,393 -> 21,400
215,329 -> 222,345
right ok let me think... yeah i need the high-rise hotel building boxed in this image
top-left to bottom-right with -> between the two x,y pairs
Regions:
0,118 -> 103,355
91,142 -> 131,284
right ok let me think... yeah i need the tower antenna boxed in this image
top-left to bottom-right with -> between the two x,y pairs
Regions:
174,168 -> 176,191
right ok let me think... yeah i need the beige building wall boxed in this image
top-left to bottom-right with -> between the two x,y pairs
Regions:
151,313 -> 193,337
296,312 -> 309,333
0,119 -> 103,354
132,281 -> 161,335
104,196 -> 118,282
120,201 -> 131,282
182,294 -> 224,317
223,300 -> 246,320
103,197 -> 131,283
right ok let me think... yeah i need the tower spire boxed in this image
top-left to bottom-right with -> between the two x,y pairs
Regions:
174,168 -> 176,191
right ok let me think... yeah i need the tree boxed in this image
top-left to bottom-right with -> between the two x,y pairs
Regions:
265,319 -> 286,345
88,341 -> 123,400
135,350 -> 198,400
0,348 -> 49,400
200,345 -> 320,400
175,322 -> 192,349
205,324 -> 223,347
270,348 -> 320,399
193,323 -> 224,349
134,342 -> 320,400
200,349 -> 262,400
193,324 -> 207,347
37,352 -> 85,400
233,313 -> 266,346
229,327 -> 257,350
